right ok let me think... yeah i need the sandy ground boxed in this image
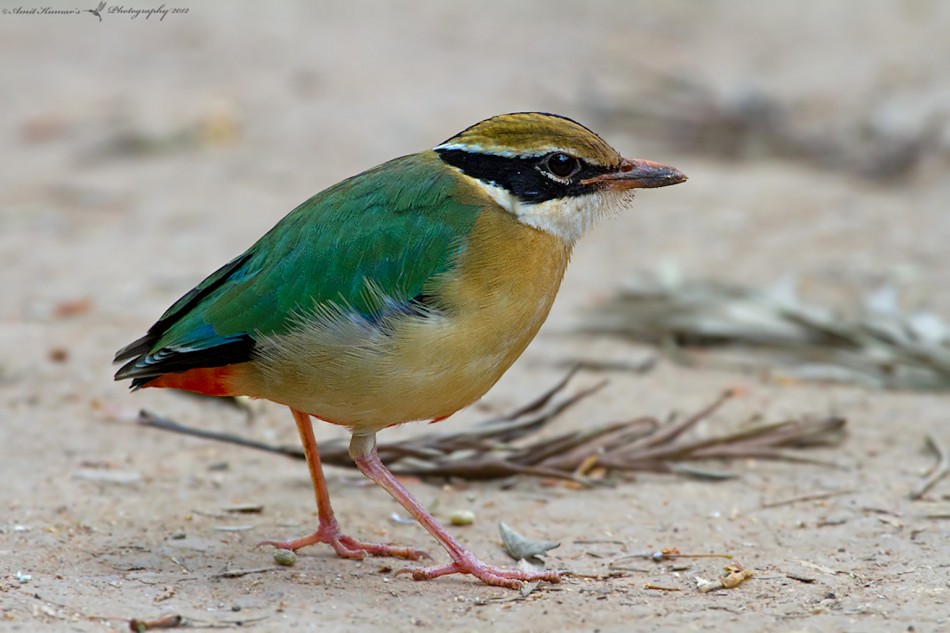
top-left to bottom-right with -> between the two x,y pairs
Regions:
3,1 -> 950,631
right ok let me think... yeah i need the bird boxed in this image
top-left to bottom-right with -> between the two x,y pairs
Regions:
85,1 -> 105,21
114,112 -> 686,589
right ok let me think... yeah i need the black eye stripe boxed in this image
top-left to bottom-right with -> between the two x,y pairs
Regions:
436,149 -> 610,204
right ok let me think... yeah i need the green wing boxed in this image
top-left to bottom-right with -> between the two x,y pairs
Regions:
114,152 -> 482,385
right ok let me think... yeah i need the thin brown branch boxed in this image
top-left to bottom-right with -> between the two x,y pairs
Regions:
760,489 -> 855,509
134,369 -> 847,484
910,434 -> 950,500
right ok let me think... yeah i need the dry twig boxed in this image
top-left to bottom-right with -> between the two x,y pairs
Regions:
129,615 -> 183,632
760,488 -> 855,509
910,434 -> 950,500
136,369 -> 846,484
210,566 -> 277,579
582,275 -> 950,391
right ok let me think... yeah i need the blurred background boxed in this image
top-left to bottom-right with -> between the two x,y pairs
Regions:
4,0 -> 949,319
5,0 -> 950,395
3,1 -> 950,629
4,0 -> 950,332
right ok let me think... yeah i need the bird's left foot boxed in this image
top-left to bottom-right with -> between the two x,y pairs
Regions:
259,523 -> 429,561
397,553 -> 564,589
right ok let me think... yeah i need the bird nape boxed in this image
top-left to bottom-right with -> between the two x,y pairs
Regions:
114,111 -> 687,589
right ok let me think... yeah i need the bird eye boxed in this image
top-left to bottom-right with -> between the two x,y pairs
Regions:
541,152 -> 581,180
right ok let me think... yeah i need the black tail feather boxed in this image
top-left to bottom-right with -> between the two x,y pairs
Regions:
113,335 -> 256,387
113,333 -> 157,364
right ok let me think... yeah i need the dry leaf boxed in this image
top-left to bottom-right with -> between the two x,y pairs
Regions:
498,522 -> 560,563
720,565 -> 755,588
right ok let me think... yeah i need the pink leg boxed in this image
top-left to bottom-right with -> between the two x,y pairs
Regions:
349,433 -> 564,589
258,409 -> 428,561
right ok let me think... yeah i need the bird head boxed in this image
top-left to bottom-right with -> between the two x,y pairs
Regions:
435,112 -> 686,245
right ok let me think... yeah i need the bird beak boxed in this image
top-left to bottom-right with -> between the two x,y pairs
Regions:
581,158 -> 687,190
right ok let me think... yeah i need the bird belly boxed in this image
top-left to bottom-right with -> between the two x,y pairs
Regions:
235,210 -> 571,432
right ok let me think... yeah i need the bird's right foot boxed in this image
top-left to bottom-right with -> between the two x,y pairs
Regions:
398,553 -> 565,589
259,523 -> 429,561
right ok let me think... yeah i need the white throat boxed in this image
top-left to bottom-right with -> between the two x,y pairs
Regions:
467,178 -> 631,245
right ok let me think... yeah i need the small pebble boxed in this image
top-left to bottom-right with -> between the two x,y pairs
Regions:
73,469 -> 143,485
273,548 -> 297,566
390,512 -> 415,525
449,510 -> 475,526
